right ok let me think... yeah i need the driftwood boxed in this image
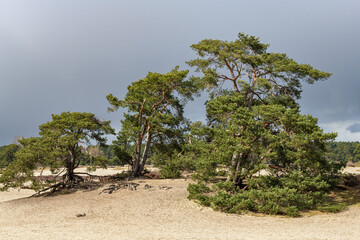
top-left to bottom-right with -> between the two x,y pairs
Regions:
99,182 -> 140,194
159,185 -> 172,190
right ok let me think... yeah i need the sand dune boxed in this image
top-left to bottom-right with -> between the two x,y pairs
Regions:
1,177 -> 360,240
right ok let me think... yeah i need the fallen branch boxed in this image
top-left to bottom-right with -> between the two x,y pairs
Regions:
99,182 -> 140,194
31,182 -> 64,197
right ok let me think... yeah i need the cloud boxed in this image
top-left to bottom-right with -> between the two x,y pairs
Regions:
1,1 -> 360,145
320,121 -> 360,142
346,123 -> 360,133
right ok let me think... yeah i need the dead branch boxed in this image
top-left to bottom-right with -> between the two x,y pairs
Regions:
99,182 -> 140,194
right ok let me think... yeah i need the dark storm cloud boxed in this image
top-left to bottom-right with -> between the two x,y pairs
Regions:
1,0 -> 360,145
347,124 -> 360,133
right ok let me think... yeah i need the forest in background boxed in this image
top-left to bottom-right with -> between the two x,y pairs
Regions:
1,141 -> 359,169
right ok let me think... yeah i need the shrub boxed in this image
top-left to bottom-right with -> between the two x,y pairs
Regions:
188,177 -> 345,217
316,203 -> 346,213
188,182 -> 211,206
160,163 -> 181,179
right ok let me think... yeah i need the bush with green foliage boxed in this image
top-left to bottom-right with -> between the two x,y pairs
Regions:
152,148 -> 198,179
188,176 -> 346,217
160,163 -> 181,179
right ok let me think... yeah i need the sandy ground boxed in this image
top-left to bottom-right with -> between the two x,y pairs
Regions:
343,167 -> 360,175
32,166 -> 134,176
1,168 -> 360,240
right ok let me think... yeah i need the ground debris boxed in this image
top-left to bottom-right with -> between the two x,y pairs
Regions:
76,213 -> 86,217
99,182 -> 140,194
159,185 -> 172,190
145,171 -> 163,179
144,184 -> 154,190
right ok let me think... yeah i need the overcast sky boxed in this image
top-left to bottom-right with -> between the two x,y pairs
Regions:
1,0 -> 360,146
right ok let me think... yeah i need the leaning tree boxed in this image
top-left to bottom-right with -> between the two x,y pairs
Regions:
107,67 -> 198,177
0,112 -> 114,190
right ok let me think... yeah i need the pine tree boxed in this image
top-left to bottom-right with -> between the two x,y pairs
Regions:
185,33 -> 344,216
107,67 -> 198,177
0,112 -> 114,190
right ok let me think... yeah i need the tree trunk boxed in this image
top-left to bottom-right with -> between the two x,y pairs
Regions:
233,160 -> 241,186
64,167 -> 75,185
133,100 -> 146,177
229,151 -> 238,181
139,128 -> 152,175
133,132 -> 144,177
229,151 -> 247,186
133,126 -> 152,177
233,152 -> 249,187
64,150 -> 76,186
132,145 -> 141,177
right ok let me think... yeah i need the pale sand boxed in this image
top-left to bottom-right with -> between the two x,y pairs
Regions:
0,168 -> 360,240
343,166 -> 360,175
